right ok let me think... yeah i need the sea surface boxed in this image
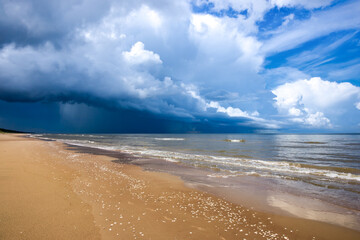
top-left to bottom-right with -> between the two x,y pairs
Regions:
34,133 -> 360,214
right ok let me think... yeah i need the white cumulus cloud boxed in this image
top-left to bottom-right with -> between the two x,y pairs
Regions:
206,101 -> 250,118
273,77 -> 360,110
303,112 -> 331,127
122,41 -> 162,65
272,77 -> 360,128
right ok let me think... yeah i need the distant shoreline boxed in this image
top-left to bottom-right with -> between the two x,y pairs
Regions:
0,127 -> 30,134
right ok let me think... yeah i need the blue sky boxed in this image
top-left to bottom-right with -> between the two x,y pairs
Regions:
0,0 -> 359,133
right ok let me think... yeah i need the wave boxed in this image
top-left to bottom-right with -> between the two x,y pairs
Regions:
154,138 -> 184,141
45,138 -> 119,151
31,134 -> 360,183
223,139 -> 246,143
115,146 -> 360,183
302,141 -> 327,144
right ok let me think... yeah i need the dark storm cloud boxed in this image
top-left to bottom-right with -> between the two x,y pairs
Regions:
0,0 -> 266,132
0,100 -> 262,133
0,0 -> 112,46
0,0 -> 267,125
0,41 -> 198,117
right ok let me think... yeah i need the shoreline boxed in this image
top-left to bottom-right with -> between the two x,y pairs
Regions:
61,139 -> 360,231
1,134 -> 359,239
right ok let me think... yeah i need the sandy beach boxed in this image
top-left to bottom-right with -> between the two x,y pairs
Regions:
1,134 -> 359,240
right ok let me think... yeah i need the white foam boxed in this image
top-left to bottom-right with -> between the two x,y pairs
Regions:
226,139 -> 245,143
50,138 -> 120,152
116,147 -> 360,182
31,135 -> 360,183
154,138 -> 185,141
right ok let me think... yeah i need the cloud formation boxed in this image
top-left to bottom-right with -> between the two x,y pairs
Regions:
270,0 -> 333,9
0,0 -> 359,132
262,0 -> 360,54
123,42 -> 162,65
272,77 -> 360,127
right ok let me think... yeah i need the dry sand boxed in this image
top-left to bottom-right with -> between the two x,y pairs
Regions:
0,134 -> 359,239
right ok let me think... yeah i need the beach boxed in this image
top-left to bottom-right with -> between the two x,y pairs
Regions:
1,134 -> 359,240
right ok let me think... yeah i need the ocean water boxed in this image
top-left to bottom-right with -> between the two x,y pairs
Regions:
34,133 -> 360,212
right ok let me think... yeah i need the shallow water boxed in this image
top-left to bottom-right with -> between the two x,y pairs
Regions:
34,133 -> 360,214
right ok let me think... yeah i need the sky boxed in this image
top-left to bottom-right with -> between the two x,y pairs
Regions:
0,0 -> 360,133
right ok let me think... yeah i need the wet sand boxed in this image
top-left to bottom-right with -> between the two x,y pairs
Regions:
65,143 -> 360,231
1,134 -> 359,239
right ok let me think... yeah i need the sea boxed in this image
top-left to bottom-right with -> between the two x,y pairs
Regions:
33,133 -> 360,225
